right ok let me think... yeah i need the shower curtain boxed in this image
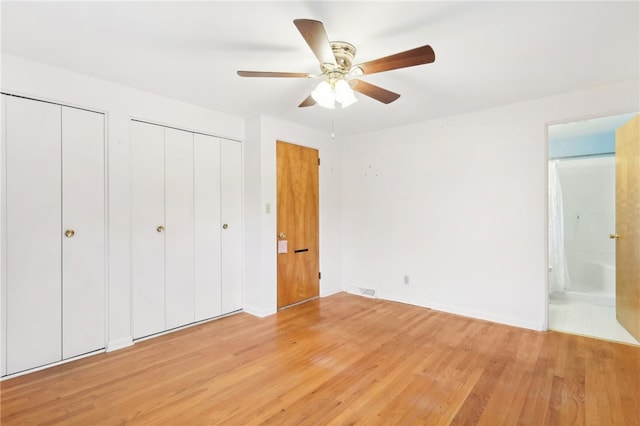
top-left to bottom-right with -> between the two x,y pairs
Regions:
548,160 -> 570,294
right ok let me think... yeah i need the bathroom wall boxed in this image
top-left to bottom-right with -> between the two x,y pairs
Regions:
557,156 -> 616,294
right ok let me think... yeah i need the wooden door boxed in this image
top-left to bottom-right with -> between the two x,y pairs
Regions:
194,134 -> 222,321
4,95 -> 62,374
615,113 -> 640,341
164,128 -> 195,329
276,141 -> 319,308
61,106 -> 105,359
220,139 -> 243,314
131,121 -> 166,339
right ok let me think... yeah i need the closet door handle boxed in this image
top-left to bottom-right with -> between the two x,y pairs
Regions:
157,225 -> 165,233
222,224 -> 229,230
609,233 -> 619,240
65,229 -> 75,238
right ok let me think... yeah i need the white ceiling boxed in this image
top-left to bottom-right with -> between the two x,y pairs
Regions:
2,1 -> 639,136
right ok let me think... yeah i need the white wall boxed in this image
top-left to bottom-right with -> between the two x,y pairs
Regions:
243,115 -> 342,317
2,50 -> 637,355
1,53 -> 245,350
558,156 -> 616,291
340,79 -> 639,331
1,52 -> 342,354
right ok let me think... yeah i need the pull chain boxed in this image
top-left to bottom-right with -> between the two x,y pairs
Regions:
331,109 -> 335,140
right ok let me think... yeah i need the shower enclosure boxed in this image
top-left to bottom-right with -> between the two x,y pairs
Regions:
549,156 -> 616,306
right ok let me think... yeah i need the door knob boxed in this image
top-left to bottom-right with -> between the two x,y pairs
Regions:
278,232 -> 286,239
609,233 -> 619,240
223,224 -> 229,229
64,229 -> 75,238
157,225 -> 165,233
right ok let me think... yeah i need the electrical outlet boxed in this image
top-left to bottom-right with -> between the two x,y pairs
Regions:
404,275 -> 410,285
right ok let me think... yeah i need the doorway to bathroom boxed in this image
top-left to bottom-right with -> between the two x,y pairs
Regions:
547,112 -> 639,345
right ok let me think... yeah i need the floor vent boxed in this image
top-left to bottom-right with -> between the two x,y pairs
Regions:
358,287 -> 376,298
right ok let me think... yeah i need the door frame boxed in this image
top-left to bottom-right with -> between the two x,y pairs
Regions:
543,110 -> 638,332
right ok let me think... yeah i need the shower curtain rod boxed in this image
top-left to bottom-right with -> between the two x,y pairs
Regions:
549,152 -> 615,161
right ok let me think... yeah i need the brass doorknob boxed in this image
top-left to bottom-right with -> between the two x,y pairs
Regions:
65,229 -> 75,238
157,225 -> 165,233
609,233 -> 619,240
222,224 -> 229,230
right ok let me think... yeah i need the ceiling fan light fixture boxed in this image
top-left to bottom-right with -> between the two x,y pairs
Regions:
311,77 -> 357,109
311,80 -> 335,109
334,79 -> 358,107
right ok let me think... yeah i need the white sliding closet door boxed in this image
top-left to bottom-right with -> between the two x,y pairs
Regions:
194,134 -> 222,321
5,96 -> 62,374
61,106 -> 105,359
220,140 -> 243,314
3,95 -> 106,376
131,121 -> 166,339
131,121 -> 243,340
164,128 -> 195,329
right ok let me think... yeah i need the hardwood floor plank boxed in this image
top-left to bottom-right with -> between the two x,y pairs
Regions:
615,344 -> 640,425
1,292 -> 639,425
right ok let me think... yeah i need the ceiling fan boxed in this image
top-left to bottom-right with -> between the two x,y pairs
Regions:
237,19 -> 436,109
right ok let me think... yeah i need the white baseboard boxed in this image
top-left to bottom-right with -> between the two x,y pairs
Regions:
243,304 -> 276,318
377,292 -> 418,307
346,288 -> 545,332
427,301 -> 545,331
106,336 -> 134,352
320,288 -> 342,298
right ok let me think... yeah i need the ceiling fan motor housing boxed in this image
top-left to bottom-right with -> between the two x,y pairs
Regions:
321,41 -> 356,75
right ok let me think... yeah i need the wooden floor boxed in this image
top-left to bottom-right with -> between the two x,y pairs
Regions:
2,292 -> 639,425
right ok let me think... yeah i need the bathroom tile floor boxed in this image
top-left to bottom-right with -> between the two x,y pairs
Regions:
548,298 -> 639,346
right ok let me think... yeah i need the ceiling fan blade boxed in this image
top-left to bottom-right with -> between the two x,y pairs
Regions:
237,71 -> 311,78
354,45 -> 435,75
298,95 -> 316,108
351,80 -> 401,104
293,19 -> 337,66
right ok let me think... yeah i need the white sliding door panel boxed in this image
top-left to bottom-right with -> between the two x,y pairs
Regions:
131,121 -> 166,339
131,121 -> 243,338
220,140 -> 243,314
5,96 -> 62,374
194,134 -> 222,321
164,128 -> 195,329
61,106 -> 105,359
